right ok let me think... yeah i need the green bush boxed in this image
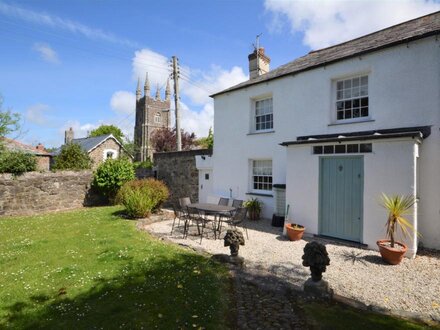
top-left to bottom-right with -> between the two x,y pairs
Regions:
0,150 -> 36,175
52,143 -> 91,171
93,158 -> 135,199
116,178 -> 169,218
133,158 -> 154,170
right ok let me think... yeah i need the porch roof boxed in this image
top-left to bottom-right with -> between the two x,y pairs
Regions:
280,126 -> 431,146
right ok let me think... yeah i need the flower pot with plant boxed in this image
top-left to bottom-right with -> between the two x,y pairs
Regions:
377,193 -> 418,265
244,198 -> 262,221
285,223 -> 305,241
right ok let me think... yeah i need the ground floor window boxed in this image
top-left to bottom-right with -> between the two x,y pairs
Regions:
251,159 -> 272,191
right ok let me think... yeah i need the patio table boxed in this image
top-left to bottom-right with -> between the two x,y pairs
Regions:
188,203 -> 235,215
187,203 -> 236,239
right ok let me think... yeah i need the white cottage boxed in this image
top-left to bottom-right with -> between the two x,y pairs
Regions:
210,12 -> 440,256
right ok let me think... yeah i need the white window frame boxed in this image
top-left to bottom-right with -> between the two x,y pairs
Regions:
103,148 -> 118,161
249,159 -> 273,192
251,96 -> 273,133
334,74 -> 370,123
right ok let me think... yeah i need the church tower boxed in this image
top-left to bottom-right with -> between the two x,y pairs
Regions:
133,73 -> 171,161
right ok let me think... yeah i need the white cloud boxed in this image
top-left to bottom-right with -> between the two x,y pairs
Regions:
25,103 -> 52,125
33,43 -> 60,64
110,91 -> 136,115
0,2 -> 138,47
264,0 -> 440,49
60,120 -> 97,140
182,65 -> 248,105
132,49 -> 171,93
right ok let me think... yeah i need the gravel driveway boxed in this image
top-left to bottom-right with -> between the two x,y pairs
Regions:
143,216 -> 440,321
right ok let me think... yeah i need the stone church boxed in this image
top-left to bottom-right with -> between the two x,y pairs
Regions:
134,73 -> 171,161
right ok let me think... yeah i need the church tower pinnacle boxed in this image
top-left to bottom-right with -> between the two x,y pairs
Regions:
144,72 -> 150,97
165,78 -> 171,101
136,77 -> 141,101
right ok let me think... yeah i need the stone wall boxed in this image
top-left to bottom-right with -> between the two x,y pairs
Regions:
89,138 -> 129,169
154,149 -> 212,206
0,170 -> 103,217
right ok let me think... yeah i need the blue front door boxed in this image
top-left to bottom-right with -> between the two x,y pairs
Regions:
319,156 -> 363,242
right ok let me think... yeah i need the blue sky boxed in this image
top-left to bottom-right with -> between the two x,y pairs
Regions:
1,0 -> 439,148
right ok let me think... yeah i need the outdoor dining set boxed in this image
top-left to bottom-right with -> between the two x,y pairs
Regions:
171,197 -> 249,243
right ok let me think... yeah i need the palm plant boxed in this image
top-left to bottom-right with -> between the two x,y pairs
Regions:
380,193 -> 417,248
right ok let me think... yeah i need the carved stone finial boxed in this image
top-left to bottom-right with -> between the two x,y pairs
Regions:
155,84 -> 161,100
136,77 -> 141,101
144,72 -> 150,96
224,229 -> 245,256
165,78 -> 171,100
302,241 -> 330,282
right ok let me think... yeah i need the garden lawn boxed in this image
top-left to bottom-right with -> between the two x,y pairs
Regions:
0,206 -> 230,329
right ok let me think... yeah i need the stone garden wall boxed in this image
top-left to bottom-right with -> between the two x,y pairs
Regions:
0,170 -> 103,217
154,149 -> 212,206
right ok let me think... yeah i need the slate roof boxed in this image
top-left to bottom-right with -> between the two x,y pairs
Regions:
211,11 -> 440,97
71,134 -> 115,152
280,126 -> 431,146
1,137 -> 50,156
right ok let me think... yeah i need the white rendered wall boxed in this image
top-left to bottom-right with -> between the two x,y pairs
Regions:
212,36 -> 440,248
285,139 -> 418,256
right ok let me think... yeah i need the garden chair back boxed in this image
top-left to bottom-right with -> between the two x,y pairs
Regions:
218,197 -> 229,206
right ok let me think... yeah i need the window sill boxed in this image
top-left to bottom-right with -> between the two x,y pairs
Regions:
246,192 -> 273,197
247,130 -> 275,136
328,119 -> 375,126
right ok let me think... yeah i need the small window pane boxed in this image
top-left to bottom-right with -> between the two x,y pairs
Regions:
324,145 -> 334,154
344,79 -> 352,89
345,110 -> 352,119
361,107 -> 369,117
337,81 -> 343,90
335,145 -> 346,154
360,143 -> 372,153
353,77 -> 360,87
337,111 -> 344,120
361,76 -> 368,86
347,144 -> 359,153
313,146 -> 323,154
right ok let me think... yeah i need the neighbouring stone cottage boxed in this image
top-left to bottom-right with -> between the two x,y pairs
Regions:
62,128 -> 131,169
1,137 -> 52,171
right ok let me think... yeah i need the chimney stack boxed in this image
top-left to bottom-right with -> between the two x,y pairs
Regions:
35,143 -> 45,152
65,127 -> 74,144
248,47 -> 270,79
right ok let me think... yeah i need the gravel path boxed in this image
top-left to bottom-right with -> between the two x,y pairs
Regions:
143,216 -> 440,321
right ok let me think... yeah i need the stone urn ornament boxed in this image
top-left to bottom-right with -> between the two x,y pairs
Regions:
302,241 -> 332,297
224,229 -> 245,256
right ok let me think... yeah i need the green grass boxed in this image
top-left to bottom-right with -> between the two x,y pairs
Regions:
303,301 -> 437,330
0,206 -> 230,329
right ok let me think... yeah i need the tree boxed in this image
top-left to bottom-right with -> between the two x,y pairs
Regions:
90,125 -> 124,145
151,127 -> 196,152
0,96 -> 20,139
196,127 -> 213,150
52,143 -> 92,171
93,158 -> 135,200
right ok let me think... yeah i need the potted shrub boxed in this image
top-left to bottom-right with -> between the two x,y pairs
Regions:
244,198 -> 262,220
285,223 -> 305,241
377,193 -> 418,265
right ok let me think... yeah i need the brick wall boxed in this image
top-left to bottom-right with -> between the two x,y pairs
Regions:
154,149 -> 212,206
0,170 -> 104,217
36,155 -> 51,171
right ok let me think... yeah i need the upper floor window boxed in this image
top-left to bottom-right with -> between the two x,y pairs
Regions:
251,159 -> 272,191
103,149 -> 118,161
154,112 -> 161,124
255,98 -> 273,131
336,75 -> 369,121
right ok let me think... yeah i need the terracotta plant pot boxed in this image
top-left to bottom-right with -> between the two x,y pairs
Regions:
285,223 -> 305,241
248,210 -> 260,221
376,239 -> 408,265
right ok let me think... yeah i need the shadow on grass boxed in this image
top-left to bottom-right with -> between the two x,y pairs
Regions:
2,254 -> 230,330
